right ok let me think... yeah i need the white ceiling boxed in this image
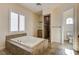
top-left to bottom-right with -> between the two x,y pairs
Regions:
20,3 -> 75,14
20,3 -> 61,13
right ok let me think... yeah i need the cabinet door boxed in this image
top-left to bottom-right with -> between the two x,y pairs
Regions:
37,30 -> 42,38
44,15 -> 50,41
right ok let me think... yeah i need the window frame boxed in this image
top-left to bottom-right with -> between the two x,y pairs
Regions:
66,17 -> 73,25
9,10 -> 25,32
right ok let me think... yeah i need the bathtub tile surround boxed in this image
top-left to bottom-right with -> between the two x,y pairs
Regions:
6,42 -> 32,55
5,33 -> 28,54
6,39 -> 48,55
5,33 -> 48,55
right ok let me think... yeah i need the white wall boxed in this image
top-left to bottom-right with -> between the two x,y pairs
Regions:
51,7 -> 62,43
0,3 -> 38,50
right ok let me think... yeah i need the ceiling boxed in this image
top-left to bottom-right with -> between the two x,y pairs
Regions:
20,3 -> 61,13
20,3 -> 75,14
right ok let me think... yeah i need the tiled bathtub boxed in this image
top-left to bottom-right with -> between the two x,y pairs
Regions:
6,36 -> 48,55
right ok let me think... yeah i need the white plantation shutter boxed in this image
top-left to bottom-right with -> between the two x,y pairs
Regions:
19,15 -> 25,31
10,12 -> 18,31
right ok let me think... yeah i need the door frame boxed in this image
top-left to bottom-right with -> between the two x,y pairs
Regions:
43,14 -> 51,42
62,8 -> 75,47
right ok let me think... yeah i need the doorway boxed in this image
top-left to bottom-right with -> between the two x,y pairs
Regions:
44,14 -> 51,42
62,8 -> 74,50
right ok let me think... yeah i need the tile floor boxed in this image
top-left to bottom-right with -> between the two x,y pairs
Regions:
0,41 -> 79,55
44,41 -> 79,55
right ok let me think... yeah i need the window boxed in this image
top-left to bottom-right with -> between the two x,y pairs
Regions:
10,11 -> 25,32
66,18 -> 73,24
19,15 -> 25,31
10,12 -> 18,31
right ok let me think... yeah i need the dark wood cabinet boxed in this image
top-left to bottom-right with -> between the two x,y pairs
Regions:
44,15 -> 50,39
37,30 -> 42,38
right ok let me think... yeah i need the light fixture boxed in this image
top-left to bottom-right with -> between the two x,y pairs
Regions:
36,3 -> 42,6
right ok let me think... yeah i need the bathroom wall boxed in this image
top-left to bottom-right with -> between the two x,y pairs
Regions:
0,3 -> 39,50
33,14 -> 42,36
50,7 -> 62,43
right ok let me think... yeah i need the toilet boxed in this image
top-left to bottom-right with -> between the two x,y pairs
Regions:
67,32 -> 73,44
